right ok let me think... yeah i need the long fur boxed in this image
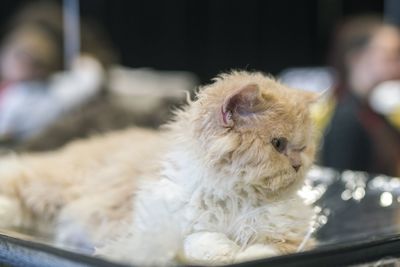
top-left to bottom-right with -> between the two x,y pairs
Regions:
0,71 -> 317,265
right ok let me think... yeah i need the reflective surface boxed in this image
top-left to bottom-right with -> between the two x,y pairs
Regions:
307,167 -> 400,249
2,166 -> 400,266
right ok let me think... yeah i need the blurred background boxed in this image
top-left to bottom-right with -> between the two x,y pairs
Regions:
0,0 -> 400,178
0,0 -> 387,83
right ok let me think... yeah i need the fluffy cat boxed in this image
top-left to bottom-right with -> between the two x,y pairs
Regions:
0,71 -> 317,265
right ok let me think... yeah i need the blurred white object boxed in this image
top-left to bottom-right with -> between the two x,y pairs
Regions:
51,55 -> 104,109
279,67 -> 335,92
109,66 -> 198,113
109,66 -> 197,98
369,80 -> 400,115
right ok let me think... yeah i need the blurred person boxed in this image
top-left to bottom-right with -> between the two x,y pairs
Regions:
0,21 -> 63,143
0,2 -> 202,153
0,2 -> 196,153
0,2 -> 112,145
16,69 -> 193,152
320,15 -> 400,176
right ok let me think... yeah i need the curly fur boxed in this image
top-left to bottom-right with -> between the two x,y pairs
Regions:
0,71 -> 317,265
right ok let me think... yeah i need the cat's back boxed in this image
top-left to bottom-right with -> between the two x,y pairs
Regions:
61,127 -> 163,155
16,127 -> 166,185
58,127 -> 165,169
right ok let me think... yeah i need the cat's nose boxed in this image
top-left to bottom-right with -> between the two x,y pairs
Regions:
292,164 -> 301,172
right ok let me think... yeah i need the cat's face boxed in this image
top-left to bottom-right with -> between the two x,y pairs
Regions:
193,71 -> 317,195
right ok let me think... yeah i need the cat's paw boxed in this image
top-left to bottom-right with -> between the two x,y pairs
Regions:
55,219 -> 94,253
235,244 -> 278,263
184,232 -> 239,265
0,195 -> 23,228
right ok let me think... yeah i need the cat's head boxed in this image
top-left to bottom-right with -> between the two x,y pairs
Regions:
191,71 -> 318,195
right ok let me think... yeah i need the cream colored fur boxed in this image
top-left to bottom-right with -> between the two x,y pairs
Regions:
0,71 -> 317,265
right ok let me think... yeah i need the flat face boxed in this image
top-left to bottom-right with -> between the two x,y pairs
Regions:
193,72 -> 317,193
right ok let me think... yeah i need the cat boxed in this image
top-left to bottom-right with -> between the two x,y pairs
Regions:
0,71 -> 317,266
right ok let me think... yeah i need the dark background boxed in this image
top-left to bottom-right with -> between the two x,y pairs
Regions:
0,0 -> 386,83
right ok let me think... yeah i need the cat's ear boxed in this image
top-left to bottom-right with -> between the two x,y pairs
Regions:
221,83 -> 267,127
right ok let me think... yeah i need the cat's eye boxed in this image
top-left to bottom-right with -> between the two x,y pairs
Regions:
271,137 -> 288,153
